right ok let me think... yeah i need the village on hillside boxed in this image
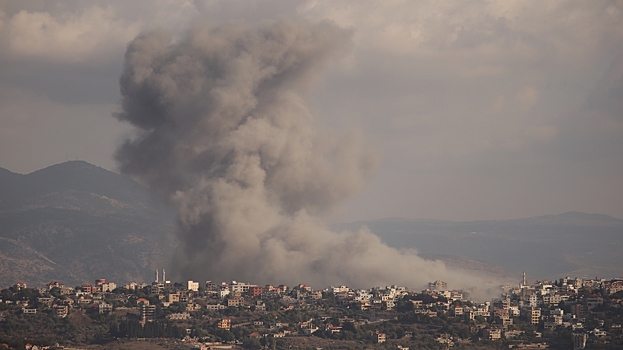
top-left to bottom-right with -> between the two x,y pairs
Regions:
1,271 -> 623,350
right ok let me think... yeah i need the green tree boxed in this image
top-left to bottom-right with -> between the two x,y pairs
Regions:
49,287 -> 62,298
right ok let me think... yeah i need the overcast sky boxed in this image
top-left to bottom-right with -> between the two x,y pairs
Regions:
1,0 -> 622,222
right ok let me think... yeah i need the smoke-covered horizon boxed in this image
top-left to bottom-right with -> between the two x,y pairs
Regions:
114,19 -> 502,296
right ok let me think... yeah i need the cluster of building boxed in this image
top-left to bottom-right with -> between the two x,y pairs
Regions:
477,273 -> 623,349
2,270 -> 622,349
2,279 -> 119,319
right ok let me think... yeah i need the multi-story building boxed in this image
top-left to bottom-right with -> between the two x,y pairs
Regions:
586,295 -> 603,309
47,281 -> 64,290
332,286 -> 350,293
205,281 -> 218,291
140,304 -> 156,321
608,281 -> 623,295
187,281 -> 199,292
383,300 -> 395,310
428,281 -> 447,291
53,305 -> 68,318
523,308 -> 541,325
218,318 -> 231,330
167,292 -> 180,303
525,293 -> 538,307
483,328 -> 502,340
81,284 -> 92,294
570,303 -> 589,319
374,332 -> 386,343
100,282 -> 116,292
205,304 -> 227,311
227,297 -> 244,307
449,305 -> 463,316
543,315 -> 563,331
219,286 -> 230,299
98,303 -> 113,314
150,283 -> 164,295
573,333 -> 588,349
254,300 -> 266,311
231,282 -> 255,294
496,315 -> 513,327
248,286 -> 263,297
167,312 -> 191,320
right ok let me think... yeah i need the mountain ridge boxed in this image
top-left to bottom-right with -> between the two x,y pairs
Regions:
0,161 -> 176,287
1,161 -> 621,287
334,211 -> 623,279
357,211 -> 623,226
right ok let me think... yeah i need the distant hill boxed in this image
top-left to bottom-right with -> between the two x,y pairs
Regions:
334,212 -> 623,280
0,161 -> 176,287
1,161 -> 621,288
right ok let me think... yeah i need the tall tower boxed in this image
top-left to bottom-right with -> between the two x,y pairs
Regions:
523,272 -> 527,286
155,269 -> 159,283
162,269 -> 166,283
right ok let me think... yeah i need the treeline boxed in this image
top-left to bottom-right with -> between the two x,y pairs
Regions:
0,311 -> 77,349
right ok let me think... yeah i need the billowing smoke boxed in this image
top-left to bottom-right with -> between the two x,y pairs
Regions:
115,20 -> 499,294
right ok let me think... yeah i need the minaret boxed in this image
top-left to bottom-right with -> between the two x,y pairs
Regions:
155,269 -> 159,283
162,269 -> 166,283
523,272 -> 527,286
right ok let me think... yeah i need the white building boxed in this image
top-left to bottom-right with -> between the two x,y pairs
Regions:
230,281 -> 256,294
219,287 -> 230,299
187,280 -> 199,292
101,282 -> 117,292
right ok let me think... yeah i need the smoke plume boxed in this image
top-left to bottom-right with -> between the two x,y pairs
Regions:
115,20 -> 498,293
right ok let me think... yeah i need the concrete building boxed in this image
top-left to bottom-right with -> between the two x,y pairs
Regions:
573,332 -> 587,349
450,305 -> 464,316
248,286 -> 263,297
167,312 -> 191,320
571,303 -> 589,319
140,304 -> 156,321
227,297 -> 244,307
100,282 -> 116,292
98,303 -> 113,314
428,281 -> 447,291
218,318 -> 231,330
205,281 -> 218,291
205,304 -> 227,311
53,305 -> 69,318
187,281 -> 199,292
168,292 -> 180,303
231,282 -> 255,294
523,308 -> 541,325
483,328 -> 502,340
374,332 -> 386,343
586,295 -> 603,309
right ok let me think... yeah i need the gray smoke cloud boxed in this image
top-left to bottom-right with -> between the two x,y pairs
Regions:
115,19 -> 500,295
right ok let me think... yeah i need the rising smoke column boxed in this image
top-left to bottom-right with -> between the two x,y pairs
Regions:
115,20 -> 489,290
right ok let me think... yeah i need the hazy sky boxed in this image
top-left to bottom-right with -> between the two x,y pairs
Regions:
1,0 -> 622,222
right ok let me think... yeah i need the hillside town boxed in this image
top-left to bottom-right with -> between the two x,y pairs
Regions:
1,271 -> 623,349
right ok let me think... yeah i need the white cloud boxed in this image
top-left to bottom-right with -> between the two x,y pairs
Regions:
302,1 -> 622,149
